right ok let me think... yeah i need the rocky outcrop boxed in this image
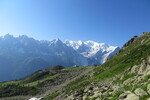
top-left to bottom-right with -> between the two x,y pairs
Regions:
119,91 -> 139,100
134,88 -> 147,97
122,36 -> 138,49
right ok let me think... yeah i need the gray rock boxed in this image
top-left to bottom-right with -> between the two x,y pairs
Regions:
134,88 -> 147,96
147,97 -> 150,100
123,78 -> 134,85
66,94 -> 74,100
119,91 -> 139,100
112,85 -> 121,92
138,60 -> 149,74
82,95 -> 88,100
75,96 -> 82,100
92,91 -> 102,98
119,92 -> 128,99
131,65 -> 139,74
95,97 -> 101,100
93,87 -> 99,91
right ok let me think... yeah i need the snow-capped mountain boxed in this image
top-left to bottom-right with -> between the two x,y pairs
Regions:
65,40 -> 120,64
0,34 -> 119,82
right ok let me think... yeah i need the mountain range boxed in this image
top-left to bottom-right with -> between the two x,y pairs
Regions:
0,34 -> 119,81
0,32 -> 149,100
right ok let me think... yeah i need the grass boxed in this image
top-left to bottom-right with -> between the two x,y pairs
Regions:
42,92 -> 60,100
0,65 -> 91,98
143,74 -> 150,81
119,74 -> 136,83
139,95 -> 150,100
0,84 -> 40,97
0,80 -> 22,87
65,75 -> 91,93
63,66 -> 90,71
24,74 -> 60,86
124,83 -> 148,92
110,91 -> 124,100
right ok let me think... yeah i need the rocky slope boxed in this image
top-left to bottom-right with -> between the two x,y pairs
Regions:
58,56 -> 150,100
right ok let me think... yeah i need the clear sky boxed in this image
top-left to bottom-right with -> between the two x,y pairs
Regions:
0,0 -> 150,47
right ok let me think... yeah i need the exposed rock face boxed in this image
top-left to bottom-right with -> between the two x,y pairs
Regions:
130,65 -> 139,74
122,36 -> 138,49
138,56 -> 150,79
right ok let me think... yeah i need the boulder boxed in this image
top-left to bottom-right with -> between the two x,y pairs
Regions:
123,78 -> 134,85
134,88 -> 147,96
138,60 -> 146,74
119,91 -> 139,100
136,75 -> 143,83
92,91 -> 102,98
99,85 -> 109,93
131,65 -> 139,74
84,87 -> 89,93
138,59 -> 150,75
93,87 -> 99,91
112,85 -> 121,92
124,93 -> 139,100
65,95 -> 74,100
82,95 -> 88,100
95,97 -> 101,100
75,96 -> 82,100
147,97 -> 150,100
119,93 -> 127,99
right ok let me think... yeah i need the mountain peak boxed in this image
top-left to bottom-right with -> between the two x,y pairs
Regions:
3,34 -> 14,39
48,38 -> 63,47
64,40 -> 119,60
51,38 -> 61,43
18,35 -> 29,39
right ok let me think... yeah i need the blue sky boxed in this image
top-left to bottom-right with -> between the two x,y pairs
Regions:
0,0 -> 150,47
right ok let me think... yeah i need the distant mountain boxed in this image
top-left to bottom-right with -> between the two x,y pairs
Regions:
65,40 -> 120,65
0,34 -> 119,81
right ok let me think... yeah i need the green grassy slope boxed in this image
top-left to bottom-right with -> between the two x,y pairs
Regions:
0,65 -> 91,98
